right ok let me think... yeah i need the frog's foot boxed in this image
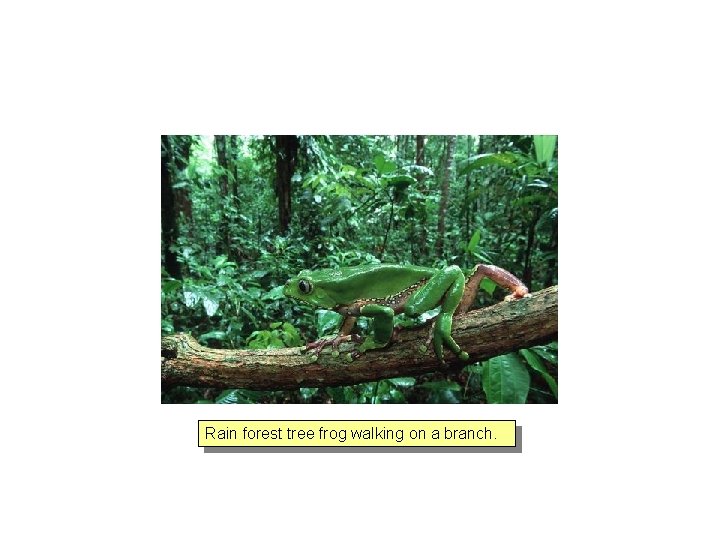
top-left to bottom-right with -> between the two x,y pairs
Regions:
504,286 -> 531,301
430,314 -> 470,363
306,334 -> 362,355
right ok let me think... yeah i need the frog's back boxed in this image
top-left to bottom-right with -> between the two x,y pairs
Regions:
315,264 -> 435,302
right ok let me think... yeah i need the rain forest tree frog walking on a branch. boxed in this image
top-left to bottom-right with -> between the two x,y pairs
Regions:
283,264 -> 530,362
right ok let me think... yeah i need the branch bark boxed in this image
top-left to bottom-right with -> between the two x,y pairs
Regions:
161,286 -> 558,390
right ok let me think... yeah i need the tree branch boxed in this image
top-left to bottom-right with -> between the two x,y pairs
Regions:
161,286 -> 558,390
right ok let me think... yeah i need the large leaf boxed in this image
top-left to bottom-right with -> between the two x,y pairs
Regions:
458,152 -> 518,175
373,154 -> 397,175
533,135 -> 557,166
482,353 -> 530,403
202,293 -> 220,316
519,349 -> 558,398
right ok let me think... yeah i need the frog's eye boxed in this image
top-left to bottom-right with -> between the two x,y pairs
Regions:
298,279 -> 312,294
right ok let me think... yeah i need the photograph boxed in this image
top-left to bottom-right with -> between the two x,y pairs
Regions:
161,135 -> 558,404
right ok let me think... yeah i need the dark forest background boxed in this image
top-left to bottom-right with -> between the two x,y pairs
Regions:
161,135 -> 558,404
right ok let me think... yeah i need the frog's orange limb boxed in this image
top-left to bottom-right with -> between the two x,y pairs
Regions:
457,264 -> 530,315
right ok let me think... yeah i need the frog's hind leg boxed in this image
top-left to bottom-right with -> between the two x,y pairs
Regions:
457,264 -> 530,315
404,266 -> 468,362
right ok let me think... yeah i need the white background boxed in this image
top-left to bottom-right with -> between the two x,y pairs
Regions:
1,1 -> 718,538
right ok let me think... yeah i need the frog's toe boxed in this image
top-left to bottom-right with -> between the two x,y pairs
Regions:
504,291 -> 532,301
305,338 -> 330,354
432,335 -> 445,363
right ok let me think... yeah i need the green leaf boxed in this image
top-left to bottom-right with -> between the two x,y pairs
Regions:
267,335 -> 285,349
300,387 -> 319,401
467,229 -> 481,253
373,154 -> 397,175
519,348 -> 544,372
317,309 -> 343,336
479,277 -> 497,295
247,330 -> 269,349
263,285 -> 285,301
464,362 -> 483,375
533,346 -> 558,364
183,289 -> 200,307
533,135 -> 557,166
161,278 -> 182,295
199,330 -> 226,342
482,353 -> 530,403
520,349 -> 558,398
379,388 -> 406,403
215,389 -> 240,404
389,377 -> 416,388
458,152 -> 518,175
281,322 -> 303,346
215,389 -> 254,404
202,294 -> 220,317
340,164 -> 357,175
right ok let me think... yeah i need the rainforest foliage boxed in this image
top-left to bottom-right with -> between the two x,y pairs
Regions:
161,135 -> 558,404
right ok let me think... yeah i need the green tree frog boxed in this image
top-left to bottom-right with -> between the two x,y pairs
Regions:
283,264 -> 529,362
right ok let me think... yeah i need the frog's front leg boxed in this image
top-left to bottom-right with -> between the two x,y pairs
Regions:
354,304 -> 395,356
404,266 -> 468,362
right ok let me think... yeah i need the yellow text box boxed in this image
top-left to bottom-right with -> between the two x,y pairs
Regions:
198,420 -> 516,447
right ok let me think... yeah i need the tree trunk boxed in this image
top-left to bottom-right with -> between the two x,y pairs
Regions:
415,135 -> 427,260
523,207 -> 541,288
474,135 -> 483,218
229,135 -> 240,202
161,136 -> 181,279
464,135 -> 472,244
214,135 -> 231,256
172,136 -> 194,225
435,135 -> 456,259
162,286 -> 558,390
275,135 -> 299,234
544,214 -> 558,288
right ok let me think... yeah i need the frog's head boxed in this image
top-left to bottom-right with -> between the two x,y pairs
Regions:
284,270 -> 338,309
